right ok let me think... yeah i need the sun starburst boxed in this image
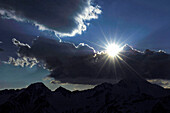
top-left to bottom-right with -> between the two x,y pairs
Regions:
106,43 -> 123,57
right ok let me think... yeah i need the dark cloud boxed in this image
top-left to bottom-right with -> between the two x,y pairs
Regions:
11,38 -> 125,85
0,16 -> 59,61
0,41 -> 3,51
120,45 -> 170,80
12,37 -> 96,69
0,0 -> 101,37
11,38 -> 170,85
0,48 -> 3,51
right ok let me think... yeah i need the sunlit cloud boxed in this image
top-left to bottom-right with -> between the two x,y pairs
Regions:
0,9 -> 25,22
0,0 -> 102,37
7,36 -> 170,86
147,79 -> 170,88
5,57 -> 39,68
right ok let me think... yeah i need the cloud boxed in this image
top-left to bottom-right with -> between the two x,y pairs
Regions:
10,38 -> 170,85
12,38 -> 31,49
11,37 -> 96,69
147,79 -> 170,89
0,48 -> 3,52
5,57 -> 38,68
10,37 -> 124,85
0,41 -> 3,51
0,0 -> 101,37
121,44 -> 142,55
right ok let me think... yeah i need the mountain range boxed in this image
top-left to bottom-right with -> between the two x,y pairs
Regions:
0,75 -> 170,113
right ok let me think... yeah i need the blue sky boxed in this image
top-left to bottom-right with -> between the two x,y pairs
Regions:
63,0 -> 170,52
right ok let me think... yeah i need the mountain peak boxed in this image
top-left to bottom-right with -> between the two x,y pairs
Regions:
117,76 -> 166,96
0,80 -> 169,113
55,86 -> 71,96
28,82 -> 46,88
95,82 -> 113,89
26,82 -> 50,92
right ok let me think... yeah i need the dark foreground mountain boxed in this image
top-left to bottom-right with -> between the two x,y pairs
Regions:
0,77 -> 170,113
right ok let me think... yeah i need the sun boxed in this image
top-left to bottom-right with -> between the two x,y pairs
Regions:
106,43 -> 122,57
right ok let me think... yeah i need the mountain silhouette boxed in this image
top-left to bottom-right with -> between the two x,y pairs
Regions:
0,76 -> 170,113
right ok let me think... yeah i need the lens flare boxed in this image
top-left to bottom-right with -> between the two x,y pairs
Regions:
106,44 -> 122,57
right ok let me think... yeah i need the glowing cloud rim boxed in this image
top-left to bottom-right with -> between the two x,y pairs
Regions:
0,1 -> 102,37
